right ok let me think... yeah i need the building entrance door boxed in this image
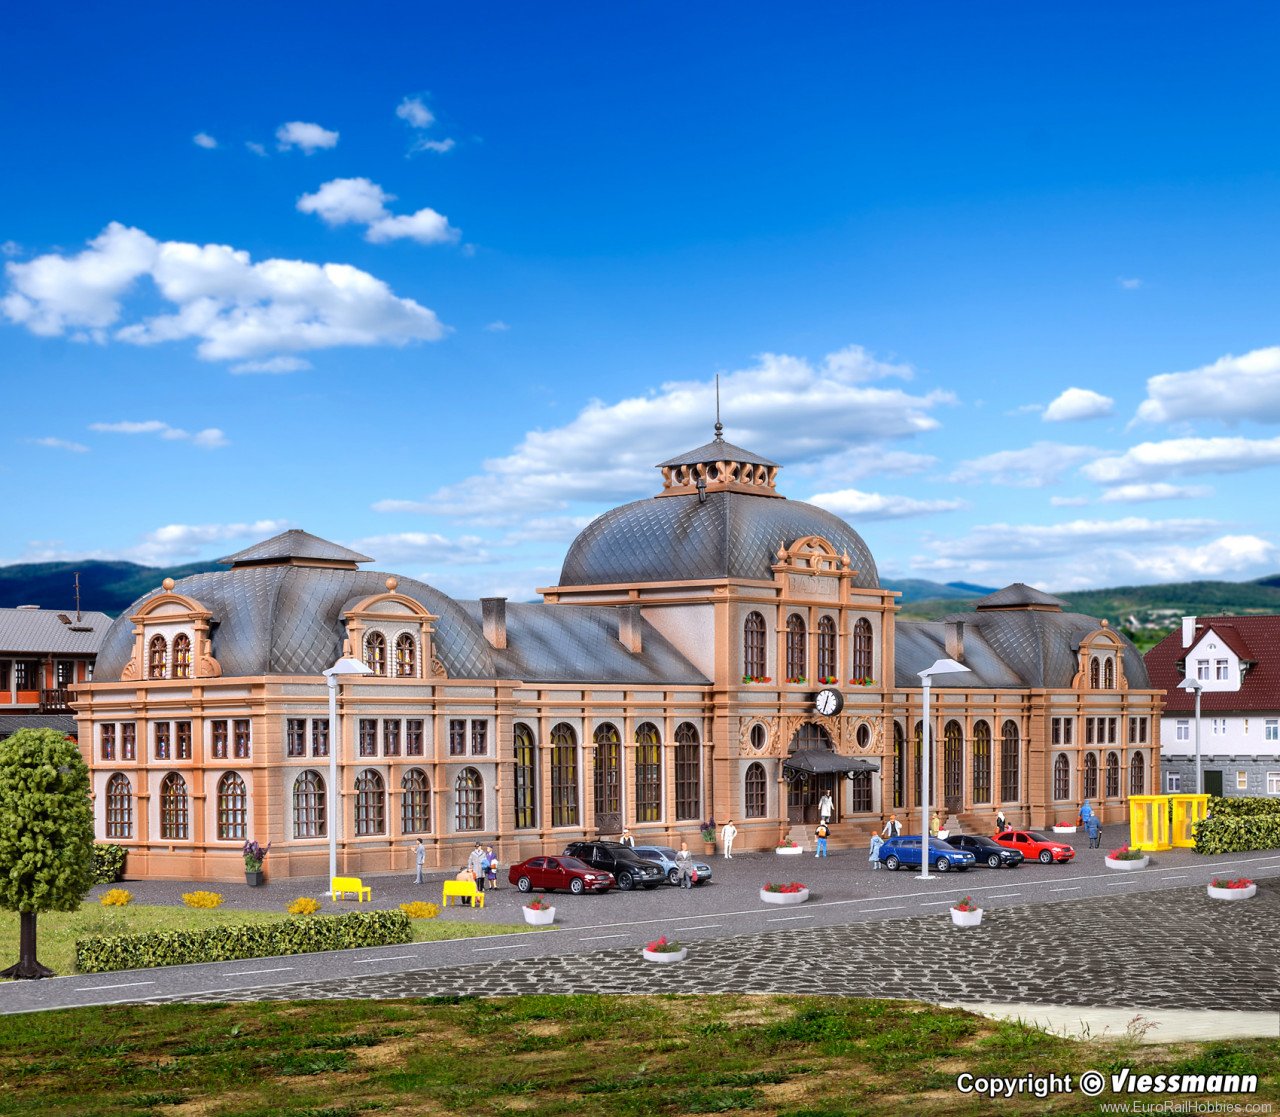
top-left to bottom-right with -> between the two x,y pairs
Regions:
1204,769 -> 1223,797
788,772 -> 838,824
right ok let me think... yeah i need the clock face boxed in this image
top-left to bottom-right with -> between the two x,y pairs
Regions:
815,688 -> 843,716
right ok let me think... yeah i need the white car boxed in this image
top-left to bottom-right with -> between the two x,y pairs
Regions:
632,844 -> 714,886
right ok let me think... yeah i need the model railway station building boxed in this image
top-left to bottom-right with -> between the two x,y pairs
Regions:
73,432 -> 1163,880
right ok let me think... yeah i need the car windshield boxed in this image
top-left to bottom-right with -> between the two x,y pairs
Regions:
1025,832 -> 1051,842
960,836 -> 996,848
558,857 -> 590,871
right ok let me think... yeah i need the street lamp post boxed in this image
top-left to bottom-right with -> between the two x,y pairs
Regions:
919,657 -> 972,881
1180,676 -> 1204,795
323,656 -> 374,886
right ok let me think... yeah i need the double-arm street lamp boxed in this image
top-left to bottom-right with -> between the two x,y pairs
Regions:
919,657 -> 972,880
1179,676 -> 1204,795
323,656 -> 374,885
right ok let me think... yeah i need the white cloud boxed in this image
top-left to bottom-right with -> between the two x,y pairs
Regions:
297,178 -> 460,246
0,241 -> 20,257
374,348 -> 953,524
347,531 -> 493,567
245,141 -> 267,157
1049,495 -> 1089,507
1118,277 -> 1143,290
230,355 -> 312,374
485,320 -> 510,333
193,132 -> 218,150
411,137 -> 456,155
1042,387 -> 1114,422
1136,346 -> 1280,424
950,442 -> 1097,487
88,419 -> 228,448
806,488 -> 965,521
1083,435 -> 1280,483
1098,482 -> 1212,503
276,121 -> 339,153
31,436 -> 89,452
396,97 -> 435,129
6,519 -> 291,567
3,222 -> 446,361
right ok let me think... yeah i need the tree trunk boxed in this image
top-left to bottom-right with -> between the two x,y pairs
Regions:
0,911 -> 55,979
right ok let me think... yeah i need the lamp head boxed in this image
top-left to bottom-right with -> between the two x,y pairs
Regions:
1179,676 -> 1203,693
919,657 -> 971,681
324,656 -> 375,681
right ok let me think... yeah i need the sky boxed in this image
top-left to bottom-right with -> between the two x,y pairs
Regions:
4,3 -> 1280,601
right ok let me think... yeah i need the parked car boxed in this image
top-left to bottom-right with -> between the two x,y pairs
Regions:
992,829 -> 1075,864
632,844 -> 714,886
508,855 -> 615,894
943,834 -> 1024,869
877,835 -> 976,872
562,841 -> 666,890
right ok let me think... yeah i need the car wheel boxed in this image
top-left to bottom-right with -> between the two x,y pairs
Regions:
667,868 -> 680,885
884,855 -> 900,871
569,878 -> 585,895
987,854 -> 1001,869
1039,849 -> 1053,864
935,856 -> 951,872
517,876 -> 532,892
618,872 -> 634,891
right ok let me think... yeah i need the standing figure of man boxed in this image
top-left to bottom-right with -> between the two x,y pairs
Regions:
676,841 -> 694,888
929,812 -> 942,838
814,820 -> 829,857
882,814 -> 901,839
1085,813 -> 1102,849
818,789 -> 835,824
468,843 -> 487,894
721,818 -> 737,859
414,838 -> 426,885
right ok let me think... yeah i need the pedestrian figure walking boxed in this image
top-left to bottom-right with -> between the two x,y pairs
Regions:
676,841 -> 694,888
721,819 -> 737,859
1085,813 -> 1102,848
468,843 -> 487,894
414,838 -> 426,885
869,832 -> 884,869
814,820 -> 830,857
818,790 -> 834,824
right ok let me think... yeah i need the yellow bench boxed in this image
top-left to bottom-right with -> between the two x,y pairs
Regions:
330,875 -> 371,902
442,879 -> 485,909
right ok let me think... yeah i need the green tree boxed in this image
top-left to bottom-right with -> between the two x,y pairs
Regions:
0,728 -> 95,978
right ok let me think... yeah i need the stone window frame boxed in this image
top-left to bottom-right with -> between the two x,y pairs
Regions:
355,768 -> 387,836
293,770 -> 326,838
217,771 -> 248,841
401,767 -> 432,834
160,771 -> 189,840
106,772 -> 132,839
634,721 -> 662,823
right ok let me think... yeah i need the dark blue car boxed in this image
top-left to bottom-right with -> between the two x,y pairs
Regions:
878,835 -> 976,873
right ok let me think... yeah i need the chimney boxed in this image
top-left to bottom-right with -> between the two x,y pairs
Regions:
618,605 -> 643,654
480,597 -> 507,650
1181,616 -> 1196,649
944,619 -> 964,661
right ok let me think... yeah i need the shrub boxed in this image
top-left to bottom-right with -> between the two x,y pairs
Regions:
287,896 -> 321,916
181,891 -> 224,910
1194,797 -> 1280,854
100,889 -> 132,907
399,901 -> 439,920
76,910 -> 412,973
92,844 -> 128,884
1107,845 -> 1145,861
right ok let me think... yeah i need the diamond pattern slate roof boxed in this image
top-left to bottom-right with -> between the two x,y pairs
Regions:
973,583 -> 1070,610
559,490 -> 879,588
1146,615 -> 1280,714
0,607 -> 111,655
217,529 -> 373,566
657,438 -> 779,468
0,714 -> 79,740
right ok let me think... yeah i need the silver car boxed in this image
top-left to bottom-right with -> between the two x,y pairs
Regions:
632,844 -> 714,886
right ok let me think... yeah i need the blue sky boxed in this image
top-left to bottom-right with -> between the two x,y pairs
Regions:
5,3 -> 1280,599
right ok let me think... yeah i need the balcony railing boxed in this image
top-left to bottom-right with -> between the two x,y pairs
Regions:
39,688 -> 73,713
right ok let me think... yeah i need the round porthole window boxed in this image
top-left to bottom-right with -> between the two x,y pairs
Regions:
750,724 -> 767,751
856,724 -> 870,749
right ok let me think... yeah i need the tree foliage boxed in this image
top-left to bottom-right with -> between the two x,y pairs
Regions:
0,728 -> 96,915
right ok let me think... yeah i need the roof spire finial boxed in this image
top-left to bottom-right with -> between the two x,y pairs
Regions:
714,373 -> 723,441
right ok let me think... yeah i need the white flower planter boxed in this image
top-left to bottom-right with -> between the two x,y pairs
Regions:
1105,855 -> 1149,871
642,946 -> 688,963
775,846 -> 804,855
1207,883 -> 1257,901
522,905 -> 555,925
950,907 -> 984,927
935,829 -> 949,841
760,887 -> 809,905
1052,826 -> 1077,834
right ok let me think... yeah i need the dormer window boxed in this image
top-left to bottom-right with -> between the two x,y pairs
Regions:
1089,656 -> 1100,689
148,635 -> 168,680
172,634 -> 192,680
365,632 -> 387,676
1103,658 -> 1115,689
395,633 -> 417,678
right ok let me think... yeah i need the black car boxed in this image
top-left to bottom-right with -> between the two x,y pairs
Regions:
562,841 -> 666,890
943,834 -> 1025,869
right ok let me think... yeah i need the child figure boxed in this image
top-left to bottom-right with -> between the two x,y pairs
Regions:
869,832 -> 885,869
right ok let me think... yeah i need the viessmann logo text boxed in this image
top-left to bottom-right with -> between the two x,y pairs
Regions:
956,1069 -> 1260,1099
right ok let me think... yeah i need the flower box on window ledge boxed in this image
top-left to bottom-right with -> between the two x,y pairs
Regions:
741,675 -> 773,684
787,676 -> 808,685
816,676 -> 839,685
848,678 -> 877,687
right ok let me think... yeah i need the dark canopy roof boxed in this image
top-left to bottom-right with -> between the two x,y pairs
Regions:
784,749 -> 880,775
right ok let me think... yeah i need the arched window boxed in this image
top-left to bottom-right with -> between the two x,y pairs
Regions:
786,614 -> 806,681
159,772 -> 188,839
1129,752 -> 1145,796
395,633 -> 417,678
513,722 -> 537,830
172,634 -> 192,680
1053,753 -> 1071,800
972,721 -> 991,803
743,612 -> 766,679
364,632 -> 387,676
745,761 -> 767,818
590,723 -> 617,827
817,616 -> 837,681
851,619 -> 873,682
355,769 -> 386,835
293,771 -> 326,838
913,721 -> 924,806
634,722 -> 662,823
1103,657 -> 1115,689
148,635 -> 168,680
943,720 -> 964,806
552,723 -> 579,827
217,771 -> 247,840
674,722 -> 700,820
1105,751 -> 1121,797
401,768 -> 431,833
455,767 -> 483,831
1083,752 -> 1098,801
1089,656 -> 1100,689
1000,721 -> 1020,802
892,722 -> 906,809
106,773 -> 132,839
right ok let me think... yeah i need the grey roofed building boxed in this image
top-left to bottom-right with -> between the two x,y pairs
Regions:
218,528 -> 373,568
0,606 -> 112,654
0,714 -> 78,741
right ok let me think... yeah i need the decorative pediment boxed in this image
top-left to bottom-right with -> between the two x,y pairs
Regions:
1071,622 -> 1127,691
771,535 -> 856,598
124,580 -> 220,681
341,577 -> 439,680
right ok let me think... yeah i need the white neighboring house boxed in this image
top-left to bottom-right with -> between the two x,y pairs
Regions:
1146,615 -> 1280,799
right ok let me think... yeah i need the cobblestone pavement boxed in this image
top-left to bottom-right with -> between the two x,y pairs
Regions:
142,882 -> 1280,1012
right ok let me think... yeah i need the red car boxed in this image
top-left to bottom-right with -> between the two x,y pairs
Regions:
508,855 -> 616,894
993,830 -> 1075,864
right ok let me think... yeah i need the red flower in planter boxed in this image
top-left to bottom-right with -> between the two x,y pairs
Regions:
763,881 -> 807,893
1211,877 -> 1254,889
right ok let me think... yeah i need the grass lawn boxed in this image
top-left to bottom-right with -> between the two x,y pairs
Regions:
0,903 -> 534,977
0,994 -> 1276,1116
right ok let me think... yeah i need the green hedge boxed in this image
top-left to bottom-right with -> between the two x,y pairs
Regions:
76,910 -> 411,974
92,844 -> 128,884
1194,796 -> 1280,855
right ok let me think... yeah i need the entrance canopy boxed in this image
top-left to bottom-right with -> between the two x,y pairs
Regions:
784,749 -> 880,776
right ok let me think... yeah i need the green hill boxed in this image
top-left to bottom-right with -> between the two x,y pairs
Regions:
0,560 -> 222,615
